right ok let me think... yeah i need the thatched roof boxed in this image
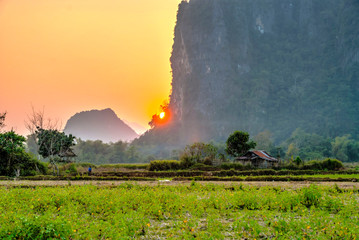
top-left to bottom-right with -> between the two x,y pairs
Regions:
58,149 -> 76,158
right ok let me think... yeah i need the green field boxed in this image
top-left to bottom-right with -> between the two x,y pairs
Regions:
0,183 -> 358,239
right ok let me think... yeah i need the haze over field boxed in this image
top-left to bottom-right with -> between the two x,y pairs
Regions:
0,0 -> 181,135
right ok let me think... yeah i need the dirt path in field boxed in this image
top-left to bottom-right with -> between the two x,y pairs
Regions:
1,180 -> 359,189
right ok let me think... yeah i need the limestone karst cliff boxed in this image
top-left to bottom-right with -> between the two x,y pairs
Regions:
138,0 -> 359,146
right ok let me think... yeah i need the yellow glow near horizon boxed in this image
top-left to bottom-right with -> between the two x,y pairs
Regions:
0,0 -> 182,135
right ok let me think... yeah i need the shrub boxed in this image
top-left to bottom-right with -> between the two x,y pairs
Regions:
0,131 -> 48,176
321,158 -> 343,170
302,160 -> 323,170
179,142 -> 218,167
301,185 -> 322,208
303,158 -> 343,171
98,163 -> 148,170
148,160 -> 182,171
76,162 -> 97,168
179,155 -> 196,169
220,163 -> 251,170
189,163 -> 218,171
67,163 -> 78,174
0,216 -> 72,239
294,156 -> 302,165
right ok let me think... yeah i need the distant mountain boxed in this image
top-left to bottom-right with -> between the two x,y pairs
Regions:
123,120 -> 149,135
64,108 -> 138,142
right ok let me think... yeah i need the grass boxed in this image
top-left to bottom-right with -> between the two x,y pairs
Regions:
11,173 -> 359,182
97,163 -> 149,169
0,183 -> 358,239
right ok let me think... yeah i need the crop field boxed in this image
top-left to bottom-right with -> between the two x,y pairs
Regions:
0,182 -> 358,239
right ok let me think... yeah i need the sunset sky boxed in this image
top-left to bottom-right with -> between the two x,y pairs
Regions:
0,0 -> 181,135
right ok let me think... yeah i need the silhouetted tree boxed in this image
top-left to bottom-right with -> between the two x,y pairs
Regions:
36,128 -> 76,175
0,130 -> 46,177
225,131 -> 256,157
0,112 -> 6,130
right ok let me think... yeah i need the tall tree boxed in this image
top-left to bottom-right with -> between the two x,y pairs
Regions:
0,131 -> 26,175
36,128 -> 76,175
25,107 -> 61,158
0,112 -> 6,130
0,130 -> 46,177
225,131 -> 256,158
180,142 -> 218,167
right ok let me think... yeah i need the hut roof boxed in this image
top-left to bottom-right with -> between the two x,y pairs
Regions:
237,150 -> 278,162
58,149 -> 77,158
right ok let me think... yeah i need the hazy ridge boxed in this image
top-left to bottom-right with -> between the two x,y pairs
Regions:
64,108 -> 138,143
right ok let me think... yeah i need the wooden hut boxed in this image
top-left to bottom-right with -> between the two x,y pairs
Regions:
58,149 -> 77,163
236,150 -> 279,168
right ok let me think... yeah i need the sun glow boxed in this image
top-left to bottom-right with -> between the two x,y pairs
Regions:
159,112 -> 165,119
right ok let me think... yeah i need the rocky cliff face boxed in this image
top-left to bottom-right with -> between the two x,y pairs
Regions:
64,108 -> 138,143
166,0 -> 359,144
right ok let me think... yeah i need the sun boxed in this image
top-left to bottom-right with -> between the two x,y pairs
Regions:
159,112 -> 165,119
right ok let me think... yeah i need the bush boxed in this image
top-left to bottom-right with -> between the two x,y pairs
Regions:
220,163 -> 251,170
279,158 -> 343,171
189,163 -> 218,171
179,155 -> 196,169
303,158 -> 343,171
302,160 -> 322,170
148,160 -> 182,171
60,163 -> 78,175
0,150 -> 48,177
0,216 -> 72,239
76,162 -> 97,168
99,163 -> 148,170
321,158 -> 343,170
301,185 -> 322,208
179,142 -> 218,167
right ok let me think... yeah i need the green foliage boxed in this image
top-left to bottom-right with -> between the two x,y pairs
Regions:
61,163 -> 78,175
253,131 -> 276,154
36,128 -> 76,175
220,163 -> 248,170
294,156 -> 302,166
188,163 -> 218,171
73,162 -> 96,168
148,160 -> 182,171
26,134 -> 38,156
300,185 -> 322,208
0,184 -> 358,239
284,128 -> 332,160
160,0 -> 359,148
36,128 -> 75,160
226,131 -> 256,157
302,158 -> 343,171
280,158 -> 343,171
332,135 -> 359,162
0,112 -> 5,129
320,158 -> 344,171
0,216 -> 72,239
0,130 -> 26,158
98,163 -> 148,169
179,142 -> 219,167
74,139 -> 148,164
286,143 -> 299,159
0,131 -> 47,177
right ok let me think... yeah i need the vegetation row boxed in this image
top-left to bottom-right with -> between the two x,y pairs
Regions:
0,184 -> 358,239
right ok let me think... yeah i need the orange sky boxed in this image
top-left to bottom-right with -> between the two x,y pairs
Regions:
0,0 -> 181,135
